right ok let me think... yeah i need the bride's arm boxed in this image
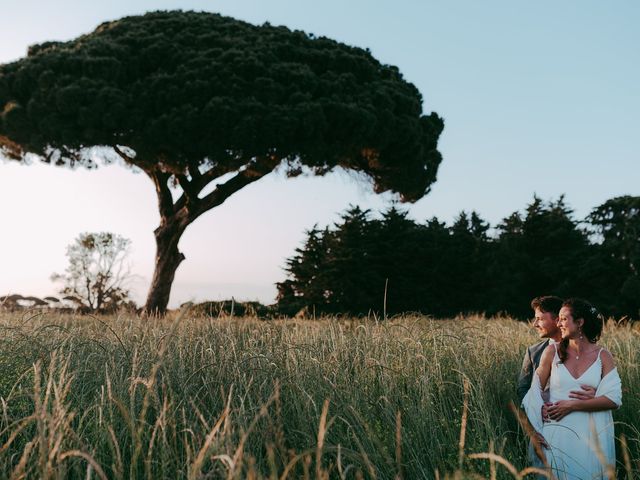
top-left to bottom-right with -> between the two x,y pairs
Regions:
521,344 -> 554,435
535,344 -> 555,389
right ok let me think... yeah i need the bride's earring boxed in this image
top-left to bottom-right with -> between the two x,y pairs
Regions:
579,328 -> 583,340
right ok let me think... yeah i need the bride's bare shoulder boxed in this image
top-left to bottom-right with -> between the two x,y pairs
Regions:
539,344 -> 556,364
598,347 -> 616,372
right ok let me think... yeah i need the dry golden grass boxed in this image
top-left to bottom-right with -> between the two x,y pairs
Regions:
0,311 -> 638,478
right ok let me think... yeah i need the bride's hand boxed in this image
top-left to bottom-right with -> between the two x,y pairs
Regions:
547,400 -> 576,421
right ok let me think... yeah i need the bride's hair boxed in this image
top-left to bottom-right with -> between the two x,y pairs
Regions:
558,298 -> 604,363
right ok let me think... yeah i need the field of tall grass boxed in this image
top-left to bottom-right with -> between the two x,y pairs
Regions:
0,311 -> 637,479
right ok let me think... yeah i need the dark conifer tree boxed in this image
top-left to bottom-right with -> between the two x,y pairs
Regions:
372,207 -> 423,314
448,211 -> 493,314
492,196 -> 589,317
414,217 -> 452,315
587,196 -> 640,317
323,206 -> 378,314
277,226 -> 331,316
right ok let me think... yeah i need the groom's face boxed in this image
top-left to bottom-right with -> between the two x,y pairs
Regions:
533,307 -> 559,338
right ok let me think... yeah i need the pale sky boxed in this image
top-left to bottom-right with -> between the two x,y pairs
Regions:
1,0 -> 639,307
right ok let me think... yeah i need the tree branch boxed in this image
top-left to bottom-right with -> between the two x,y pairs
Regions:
112,145 -> 135,164
173,162 -> 246,213
0,135 -> 23,160
114,146 -> 176,219
189,155 -> 280,222
175,174 -> 198,207
193,164 -> 234,190
188,164 -> 202,183
147,169 -> 175,220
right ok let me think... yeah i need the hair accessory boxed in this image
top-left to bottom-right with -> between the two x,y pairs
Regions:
590,306 -> 597,315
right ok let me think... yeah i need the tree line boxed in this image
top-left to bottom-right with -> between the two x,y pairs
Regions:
276,195 -> 640,320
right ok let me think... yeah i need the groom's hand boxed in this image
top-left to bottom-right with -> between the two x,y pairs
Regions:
569,384 -> 596,400
547,400 -> 576,421
541,402 -> 552,422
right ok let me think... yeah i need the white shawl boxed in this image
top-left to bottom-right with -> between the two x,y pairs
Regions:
596,367 -> 623,408
521,371 -> 545,433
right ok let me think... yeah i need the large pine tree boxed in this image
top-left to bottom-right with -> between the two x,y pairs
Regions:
0,11 -> 444,314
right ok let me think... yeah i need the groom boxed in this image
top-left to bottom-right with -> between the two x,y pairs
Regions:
517,296 -> 563,404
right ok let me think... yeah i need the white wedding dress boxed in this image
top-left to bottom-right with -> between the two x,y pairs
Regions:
522,346 -> 622,480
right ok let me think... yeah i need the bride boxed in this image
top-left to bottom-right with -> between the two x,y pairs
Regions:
522,298 -> 622,479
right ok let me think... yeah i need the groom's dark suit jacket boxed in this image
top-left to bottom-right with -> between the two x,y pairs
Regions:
517,339 -> 551,404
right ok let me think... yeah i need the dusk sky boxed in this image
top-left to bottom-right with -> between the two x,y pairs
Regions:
1,1 -> 638,307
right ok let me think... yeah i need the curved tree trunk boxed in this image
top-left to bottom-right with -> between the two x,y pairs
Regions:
125,154 -> 280,317
143,222 -> 186,315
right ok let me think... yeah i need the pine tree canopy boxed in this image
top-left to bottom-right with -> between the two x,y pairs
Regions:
0,10 -> 444,202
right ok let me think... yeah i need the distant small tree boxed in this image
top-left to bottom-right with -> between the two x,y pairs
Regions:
51,232 -> 133,312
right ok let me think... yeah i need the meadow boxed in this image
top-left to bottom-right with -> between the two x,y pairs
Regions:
0,311 -> 638,479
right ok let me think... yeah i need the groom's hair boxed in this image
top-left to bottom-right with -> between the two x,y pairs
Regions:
530,296 -> 563,316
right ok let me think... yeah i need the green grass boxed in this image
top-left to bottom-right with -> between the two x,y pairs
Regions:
0,311 -> 638,479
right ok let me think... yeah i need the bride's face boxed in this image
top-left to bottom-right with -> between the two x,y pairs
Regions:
558,306 -> 583,339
